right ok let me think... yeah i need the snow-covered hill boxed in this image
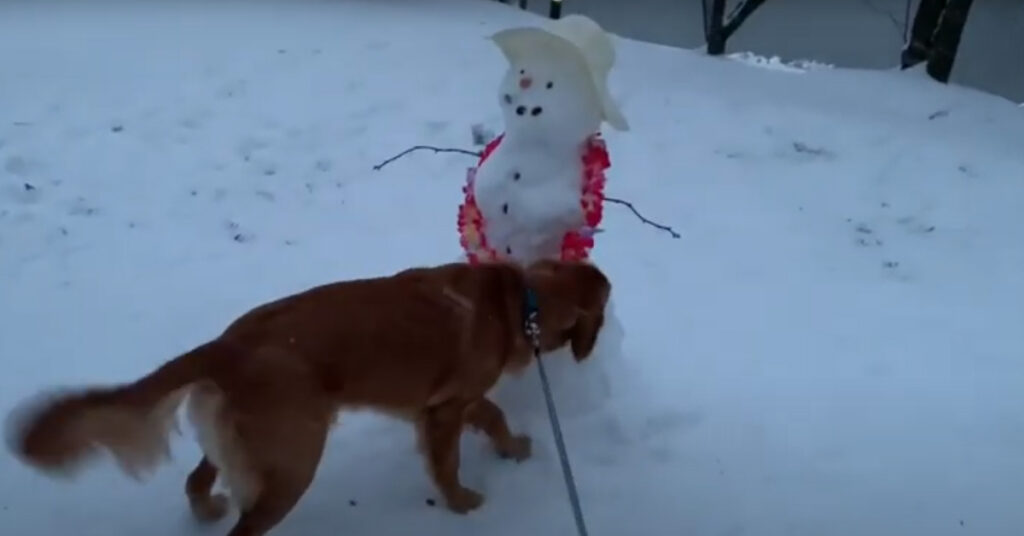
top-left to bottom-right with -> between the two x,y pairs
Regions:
1,1 -> 1022,535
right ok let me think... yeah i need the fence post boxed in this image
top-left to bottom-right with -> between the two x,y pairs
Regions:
549,0 -> 563,19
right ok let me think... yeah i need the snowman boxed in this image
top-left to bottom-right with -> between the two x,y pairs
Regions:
457,15 -> 632,419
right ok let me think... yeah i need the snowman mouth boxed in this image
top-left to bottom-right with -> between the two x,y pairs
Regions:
514,105 -> 544,117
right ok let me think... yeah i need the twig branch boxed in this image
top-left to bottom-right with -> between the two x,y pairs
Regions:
373,145 -> 481,171
859,0 -> 904,37
604,196 -> 681,239
373,144 -> 680,239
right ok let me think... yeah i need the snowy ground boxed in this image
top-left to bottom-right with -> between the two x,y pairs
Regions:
2,1 -> 1023,535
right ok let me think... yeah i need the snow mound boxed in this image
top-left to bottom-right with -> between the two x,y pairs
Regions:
727,51 -> 836,73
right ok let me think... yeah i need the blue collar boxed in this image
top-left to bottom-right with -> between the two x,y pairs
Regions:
523,287 -> 539,320
523,287 -> 541,350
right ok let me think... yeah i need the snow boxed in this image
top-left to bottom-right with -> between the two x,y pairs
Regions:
2,0 -> 1023,535
726,51 -> 835,73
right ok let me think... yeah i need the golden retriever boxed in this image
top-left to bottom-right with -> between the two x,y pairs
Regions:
5,259 -> 611,536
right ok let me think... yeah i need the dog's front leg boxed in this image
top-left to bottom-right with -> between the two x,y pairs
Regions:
464,398 -> 532,462
422,399 -> 484,514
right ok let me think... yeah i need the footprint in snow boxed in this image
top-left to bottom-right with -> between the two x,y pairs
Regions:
616,410 -> 703,463
714,148 -> 745,160
851,221 -> 883,247
315,158 -> 333,173
4,155 -> 34,177
787,141 -> 835,161
225,220 -> 255,244
254,190 -> 275,202
178,109 -> 213,130
68,196 -> 99,217
957,164 -> 979,178
237,137 -> 270,162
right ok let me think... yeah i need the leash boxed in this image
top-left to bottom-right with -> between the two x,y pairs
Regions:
524,289 -> 590,536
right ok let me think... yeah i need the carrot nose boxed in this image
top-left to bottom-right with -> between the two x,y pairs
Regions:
519,77 -> 532,89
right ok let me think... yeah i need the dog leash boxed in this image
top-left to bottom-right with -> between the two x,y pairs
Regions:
524,289 -> 590,536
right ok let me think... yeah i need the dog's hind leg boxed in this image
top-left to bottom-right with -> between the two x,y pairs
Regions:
227,474 -> 314,536
225,414 -> 330,536
186,456 -> 229,522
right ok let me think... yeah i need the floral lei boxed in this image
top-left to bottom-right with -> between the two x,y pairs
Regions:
457,133 -> 610,265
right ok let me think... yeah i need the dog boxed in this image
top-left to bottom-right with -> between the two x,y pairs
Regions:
5,259 -> 611,536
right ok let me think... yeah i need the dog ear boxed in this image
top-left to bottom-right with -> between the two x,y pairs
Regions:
525,260 -> 612,360
569,309 -> 604,361
567,262 -> 611,361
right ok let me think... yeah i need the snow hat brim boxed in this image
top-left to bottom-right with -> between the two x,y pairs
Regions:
491,16 -> 629,132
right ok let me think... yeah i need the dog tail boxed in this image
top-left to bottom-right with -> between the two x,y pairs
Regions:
4,339 -> 229,481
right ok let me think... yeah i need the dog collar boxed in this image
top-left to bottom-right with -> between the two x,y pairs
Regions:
523,287 -> 541,351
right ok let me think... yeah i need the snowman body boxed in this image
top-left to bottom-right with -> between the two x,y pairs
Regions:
472,139 -> 584,264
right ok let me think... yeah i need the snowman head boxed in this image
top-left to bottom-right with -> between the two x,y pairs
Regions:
497,51 -> 603,143
492,15 -> 629,143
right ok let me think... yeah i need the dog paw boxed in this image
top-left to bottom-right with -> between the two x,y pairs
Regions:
190,493 -> 230,522
497,434 -> 532,462
445,486 -> 484,514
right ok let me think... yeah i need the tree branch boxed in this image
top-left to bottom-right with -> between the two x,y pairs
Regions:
372,144 -> 681,239
604,196 -> 681,238
858,0 -> 905,37
372,145 -> 482,171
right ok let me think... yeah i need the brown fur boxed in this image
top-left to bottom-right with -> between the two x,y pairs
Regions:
4,259 -> 611,536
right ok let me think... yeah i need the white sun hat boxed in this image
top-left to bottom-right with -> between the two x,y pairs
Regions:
491,14 -> 630,132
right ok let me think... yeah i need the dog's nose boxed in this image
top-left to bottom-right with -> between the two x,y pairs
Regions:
519,77 -> 532,89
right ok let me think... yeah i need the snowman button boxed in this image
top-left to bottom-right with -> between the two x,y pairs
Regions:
502,203 -> 509,214
506,246 -> 512,255
513,172 -> 521,181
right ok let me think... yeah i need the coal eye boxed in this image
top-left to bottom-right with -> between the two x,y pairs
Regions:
546,81 -> 554,89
